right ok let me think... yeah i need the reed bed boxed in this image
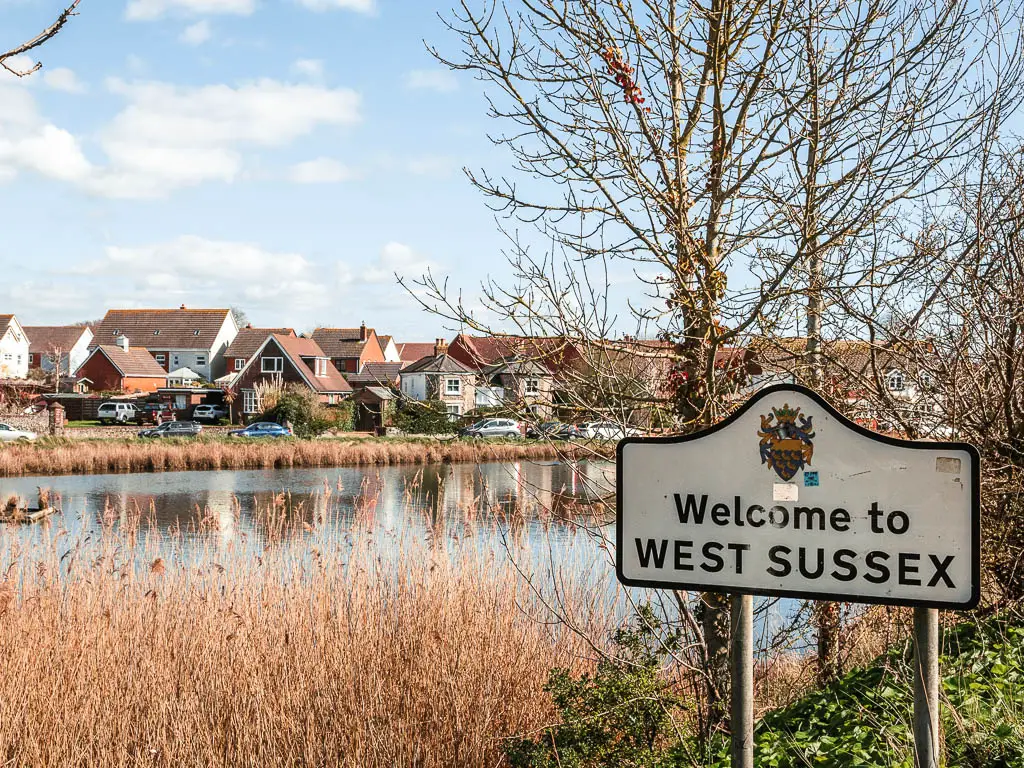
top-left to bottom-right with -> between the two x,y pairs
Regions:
0,511 -> 613,767
0,437 -> 611,478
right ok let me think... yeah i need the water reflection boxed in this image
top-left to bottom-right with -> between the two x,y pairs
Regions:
0,460 -> 616,552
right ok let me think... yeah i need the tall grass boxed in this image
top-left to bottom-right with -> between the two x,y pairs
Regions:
0,508 -> 613,767
0,437 -> 611,478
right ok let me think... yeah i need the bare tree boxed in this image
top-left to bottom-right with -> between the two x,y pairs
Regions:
412,0 -> 1024,735
1,1 -> 83,78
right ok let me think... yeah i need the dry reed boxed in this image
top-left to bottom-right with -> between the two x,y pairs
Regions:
0,438 -> 611,478
0,513 -> 611,767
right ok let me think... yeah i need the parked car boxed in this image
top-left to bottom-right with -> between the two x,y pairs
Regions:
228,422 -> 293,439
138,421 -> 203,439
526,421 -> 581,440
459,418 -> 522,439
0,423 -> 36,442
578,421 -> 641,439
192,404 -> 229,422
135,401 -> 175,425
97,402 -> 139,425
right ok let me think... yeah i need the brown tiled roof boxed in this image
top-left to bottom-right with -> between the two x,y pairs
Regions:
378,335 -> 393,347
346,362 -> 404,386
310,327 -> 379,359
451,334 -> 575,371
91,308 -> 232,350
224,327 -> 295,359
24,326 -> 90,354
91,346 -> 167,378
267,334 -> 352,393
403,353 -> 475,375
396,342 -> 436,364
0,315 -> 13,327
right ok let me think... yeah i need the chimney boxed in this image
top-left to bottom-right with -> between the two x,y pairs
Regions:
179,304 -> 187,310
360,322 -> 367,341
116,335 -> 129,352
246,323 -> 252,329
434,338 -> 448,357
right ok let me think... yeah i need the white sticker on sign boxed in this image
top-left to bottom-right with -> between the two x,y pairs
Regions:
773,483 -> 798,502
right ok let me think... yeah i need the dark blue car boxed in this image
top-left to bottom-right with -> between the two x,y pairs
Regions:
228,422 -> 293,439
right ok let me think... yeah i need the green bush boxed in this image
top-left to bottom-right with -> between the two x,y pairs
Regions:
394,400 -> 454,435
258,385 -> 338,438
506,605 -> 688,768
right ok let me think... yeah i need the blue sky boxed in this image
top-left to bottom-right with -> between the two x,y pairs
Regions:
0,0 -> 528,339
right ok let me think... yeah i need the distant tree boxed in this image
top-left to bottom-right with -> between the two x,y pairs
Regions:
230,307 -> 250,329
1,1 -> 83,77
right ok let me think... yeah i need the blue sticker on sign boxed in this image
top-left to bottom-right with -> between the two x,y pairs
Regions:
804,471 -> 819,487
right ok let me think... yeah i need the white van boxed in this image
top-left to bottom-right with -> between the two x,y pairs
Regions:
97,402 -> 139,425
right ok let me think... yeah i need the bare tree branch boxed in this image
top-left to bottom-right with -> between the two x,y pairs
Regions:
1,1 -> 83,78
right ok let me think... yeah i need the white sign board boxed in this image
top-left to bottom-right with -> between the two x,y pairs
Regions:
616,385 -> 979,608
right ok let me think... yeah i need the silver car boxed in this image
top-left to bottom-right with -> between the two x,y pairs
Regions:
0,423 -> 36,442
460,418 -> 522,439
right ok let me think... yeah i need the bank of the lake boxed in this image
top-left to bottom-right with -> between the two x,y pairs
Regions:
0,435 -> 614,478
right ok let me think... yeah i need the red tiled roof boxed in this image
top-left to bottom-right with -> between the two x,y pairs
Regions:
91,308 -> 232,350
24,326 -> 90,354
395,342 -> 436,364
224,327 -> 295,359
91,346 -> 167,378
0,315 -> 13,326
268,334 -> 352,393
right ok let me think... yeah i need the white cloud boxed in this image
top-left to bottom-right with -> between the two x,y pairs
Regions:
362,242 -> 437,284
405,69 -> 458,93
179,20 -> 212,46
288,157 -> 354,184
0,55 -> 38,79
43,67 -> 87,93
0,75 -> 362,198
125,0 -> 254,21
291,58 -> 324,80
407,154 -> 454,177
78,235 -> 344,312
296,0 -> 375,12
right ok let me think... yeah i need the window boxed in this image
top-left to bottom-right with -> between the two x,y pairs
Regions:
445,378 -> 461,395
315,358 -> 327,377
525,378 -> 540,396
887,370 -> 905,392
196,355 -> 207,367
327,394 -> 337,405
2,354 -> 10,362
262,357 -> 284,373
234,358 -> 244,371
155,354 -> 167,365
446,404 -> 462,419
242,390 -> 260,414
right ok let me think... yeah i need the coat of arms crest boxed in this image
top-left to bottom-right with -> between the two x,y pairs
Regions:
758,403 -> 815,481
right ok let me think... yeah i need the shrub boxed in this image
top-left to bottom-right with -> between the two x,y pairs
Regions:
505,605 -> 686,768
259,384 -> 332,438
395,400 -> 455,435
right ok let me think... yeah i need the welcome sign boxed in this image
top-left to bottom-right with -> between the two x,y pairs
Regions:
616,385 -> 979,608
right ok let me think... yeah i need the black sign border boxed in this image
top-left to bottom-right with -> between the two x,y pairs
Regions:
615,383 -> 981,610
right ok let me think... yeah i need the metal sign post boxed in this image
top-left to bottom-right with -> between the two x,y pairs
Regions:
615,384 -> 979,766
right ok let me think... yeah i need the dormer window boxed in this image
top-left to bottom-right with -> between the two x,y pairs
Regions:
113,329 -> 120,336
193,330 -> 201,336
153,330 -> 160,336
887,370 -> 905,392
315,358 -> 327,377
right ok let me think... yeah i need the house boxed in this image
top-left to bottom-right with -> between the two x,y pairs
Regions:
395,342 -> 436,368
0,315 -> 29,379
377,335 -> 402,363
478,356 -> 555,417
310,323 -> 386,374
25,325 -> 93,376
90,306 -> 238,380
223,326 -> 296,374
232,334 -> 351,420
399,339 -> 476,419
75,337 -> 167,393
